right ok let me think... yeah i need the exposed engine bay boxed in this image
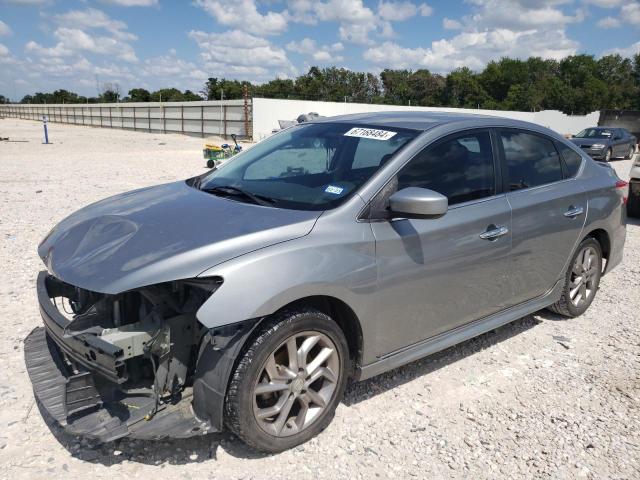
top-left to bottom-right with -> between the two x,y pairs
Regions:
24,271 -> 252,441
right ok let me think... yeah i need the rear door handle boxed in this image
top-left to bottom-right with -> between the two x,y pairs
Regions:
564,206 -> 584,218
479,225 -> 509,240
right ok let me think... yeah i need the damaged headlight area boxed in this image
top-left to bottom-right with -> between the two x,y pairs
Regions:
25,271 -> 226,441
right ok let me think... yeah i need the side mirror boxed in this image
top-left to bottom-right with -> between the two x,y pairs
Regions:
388,187 -> 448,219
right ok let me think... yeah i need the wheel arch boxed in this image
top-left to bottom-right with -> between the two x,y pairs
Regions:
584,228 -> 611,270
272,295 -> 364,373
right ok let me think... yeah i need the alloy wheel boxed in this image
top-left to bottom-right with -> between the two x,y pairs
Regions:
252,331 -> 340,437
569,246 -> 599,307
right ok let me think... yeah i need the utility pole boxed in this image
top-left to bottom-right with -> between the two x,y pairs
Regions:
219,89 -> 224,137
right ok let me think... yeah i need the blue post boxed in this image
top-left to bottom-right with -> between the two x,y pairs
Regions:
42,115 -> 49,144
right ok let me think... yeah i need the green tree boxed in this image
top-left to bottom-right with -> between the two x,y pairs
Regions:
127,88 -> 151,102
444,67 -> 489,109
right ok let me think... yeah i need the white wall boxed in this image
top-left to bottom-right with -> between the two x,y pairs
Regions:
252,97 -> 599,140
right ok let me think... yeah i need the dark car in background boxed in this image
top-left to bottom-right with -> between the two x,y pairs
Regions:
570,127 -> 637,162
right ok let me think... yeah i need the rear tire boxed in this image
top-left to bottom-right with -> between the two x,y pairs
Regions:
627,182 -> 640,218
625,145 -> 635,160
225,308 -> 349,453
548,237 -> 602,318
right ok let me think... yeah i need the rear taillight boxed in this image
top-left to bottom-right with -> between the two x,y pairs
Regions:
616,180 -> 628,204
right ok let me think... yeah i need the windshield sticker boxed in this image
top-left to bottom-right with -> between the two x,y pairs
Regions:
325,185 -> 344,195
344,127 -> 397,141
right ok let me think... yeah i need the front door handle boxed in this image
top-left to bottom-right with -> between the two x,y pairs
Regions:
479,225 -> 509,240
564,206 -> 584,218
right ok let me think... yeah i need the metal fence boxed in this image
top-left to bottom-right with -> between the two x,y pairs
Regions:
0,99 -> 252,139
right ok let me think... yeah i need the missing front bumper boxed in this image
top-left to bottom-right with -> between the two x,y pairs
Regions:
24,327 -> 214,442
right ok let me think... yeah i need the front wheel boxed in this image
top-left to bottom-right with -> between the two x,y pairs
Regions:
225,308 -> 349,453
604,148 -> 612,162
548,237 -> 602,318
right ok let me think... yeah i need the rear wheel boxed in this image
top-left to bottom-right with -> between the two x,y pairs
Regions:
627,181 -> 640,217
548,237 -> 602,318
225,308 -> 349,452
625,145 -> 635,160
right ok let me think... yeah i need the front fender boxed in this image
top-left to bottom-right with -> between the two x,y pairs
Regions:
194,228 -> 378,330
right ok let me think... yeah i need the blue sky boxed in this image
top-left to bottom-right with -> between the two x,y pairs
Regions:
0,0 -> 638,100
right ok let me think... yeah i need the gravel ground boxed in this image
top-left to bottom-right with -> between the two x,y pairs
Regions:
0,119 -> 638,480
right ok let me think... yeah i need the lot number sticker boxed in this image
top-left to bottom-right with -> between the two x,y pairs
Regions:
325,185 -> 344,195
344,127 -> 397,141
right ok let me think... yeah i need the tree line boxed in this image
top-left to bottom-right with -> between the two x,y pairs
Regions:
6,53 -> 640,115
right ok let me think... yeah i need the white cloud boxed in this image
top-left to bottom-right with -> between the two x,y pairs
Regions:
189,29 -> 296,81
286,37 -> 317,54
140,50 -> 207,90
315,0 -> 375,23
442,17 -> 462,29
605,40 -> 640,57
53,8 -> 137,41
194,0 -> 288,35
99,0 -> 158,5
286,38 -> 345,63
364,0 -> 582,72
287,0 -> 318,24
621,2 -> 640,24
596,16 -> 621,28
0,43 -> 9,56
377,1 -> 432,22
465,0 -> 585,31
22,8 -> 139,65
312,51 -> 344,63
25,27 -> 138,62
583,0 -> 624,7
0,20 -> 11,36
1,0 -> 48,4
364,28 -> 578,72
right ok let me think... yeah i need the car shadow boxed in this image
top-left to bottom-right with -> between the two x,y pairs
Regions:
343,314 -> 541,406
38,313 -> 543,465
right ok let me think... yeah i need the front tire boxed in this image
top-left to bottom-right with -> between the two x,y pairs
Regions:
605,148 -> 612,162
225,308 -> 349,453
548,237 -> 602,318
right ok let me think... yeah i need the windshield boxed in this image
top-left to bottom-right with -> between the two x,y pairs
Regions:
194,122 -> 418,210
574,128 -> 613,139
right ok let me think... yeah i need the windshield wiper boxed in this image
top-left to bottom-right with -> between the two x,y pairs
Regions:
202,185 -> 276,207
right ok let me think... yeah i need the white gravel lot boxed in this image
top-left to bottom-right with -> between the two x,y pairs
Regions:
0,119 -> 638,480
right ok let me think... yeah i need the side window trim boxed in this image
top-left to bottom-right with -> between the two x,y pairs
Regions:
362,127 -> 500,221
496,127 -> 566,192
554,140 -> 584,179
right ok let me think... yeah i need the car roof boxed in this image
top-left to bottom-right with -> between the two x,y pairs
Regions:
311,110 -> 547,132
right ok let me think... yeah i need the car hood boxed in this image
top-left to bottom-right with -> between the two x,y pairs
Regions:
569,138 -> 610,147
38,181 -> 321,294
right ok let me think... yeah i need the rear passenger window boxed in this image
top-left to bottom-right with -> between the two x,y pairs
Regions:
500,131 -> 563,191
556,143 -> 583,177
397,131 -> 495,205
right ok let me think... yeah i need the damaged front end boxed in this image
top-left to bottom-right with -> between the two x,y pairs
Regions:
24,271 -> 255,442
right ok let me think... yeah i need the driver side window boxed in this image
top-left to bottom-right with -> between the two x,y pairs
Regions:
397,131 -> 496,206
